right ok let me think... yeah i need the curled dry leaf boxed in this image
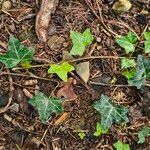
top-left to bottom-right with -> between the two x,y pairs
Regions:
54,112 -> 69,126
23,88 -> 33,99
35,0 -> 59,42
57,78 -> 77,100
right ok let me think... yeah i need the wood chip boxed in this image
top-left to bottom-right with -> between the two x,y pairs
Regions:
54,112 -> 69,126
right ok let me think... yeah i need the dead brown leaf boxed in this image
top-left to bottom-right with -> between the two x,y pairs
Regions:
35,0 -> 59,42
76,61 -> 90,83
54,112 -> 69,126
57,78 -> 77,100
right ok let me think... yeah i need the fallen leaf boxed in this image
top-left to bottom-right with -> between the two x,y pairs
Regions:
112,0 -> 132,13
14,88 -> 29,114
57,78 -> 77,100
76,61 -> 90,83
54,112 -> 69,126
47,35 -> 65,50
35,0 -> 59,42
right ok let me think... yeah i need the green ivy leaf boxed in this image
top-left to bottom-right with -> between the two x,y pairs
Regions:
48,62 -> 75,82
122,68 -> 136,80
93,122 -> 108,137
113,140 -> 130,150
144,32 -> 150,53
28,91 -> 63,123
70,28 -> 94,56
121,58 -> 136,69
0,36 -> 35,68
138,126 -> 149,144
21,62 -> 32,69
116,32 -> 137,54
78,132 -> 86,140
93,95 -> 129,130
128,55 -> 150,89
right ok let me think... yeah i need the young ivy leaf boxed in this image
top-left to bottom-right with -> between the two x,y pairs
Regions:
122,68 -> 136,80
144,32 -> 150,53
93,95 -> 129,130
70,28 -> 94,56
121,58 -> 136,69
113,140 -> 130,150
128,55 -> 150,89
93,122 -> 108,137
48,62 -> 75,82
78,132 -> 86,140
0,36 -> 35,68
28,91 -> 63,123
138,126 -> 149,144
116,32 -> 137,54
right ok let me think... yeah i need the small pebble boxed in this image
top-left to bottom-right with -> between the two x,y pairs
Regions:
96,37 -> 101,43
136,14 -> 147,25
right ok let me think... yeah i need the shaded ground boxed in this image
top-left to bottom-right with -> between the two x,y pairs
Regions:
0,0 -> 150,149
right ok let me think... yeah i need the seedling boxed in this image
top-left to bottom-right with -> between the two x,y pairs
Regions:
70,28 -> 94,56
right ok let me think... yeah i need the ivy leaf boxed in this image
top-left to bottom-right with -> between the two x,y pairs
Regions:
21,62 -> 32,69
0,36 -> 35,68
70,28 -> 94,56
128,55 -> 150,89
113,140 -> 130,150
93,122 -> 108,137
138,126 -> 149,144
144,32 -> 150,53
48,62 -> 75,82
122,68 -> 136,80
93,95 -> 129,130
121,58 -> 136,69
78,132 -> 86,140
116,32 -> 137,54
28,91 -> 63,123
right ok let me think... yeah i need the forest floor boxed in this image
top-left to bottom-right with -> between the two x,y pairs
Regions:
0,0 -> 150,150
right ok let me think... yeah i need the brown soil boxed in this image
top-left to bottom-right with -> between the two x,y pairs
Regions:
0,0 -> 150,150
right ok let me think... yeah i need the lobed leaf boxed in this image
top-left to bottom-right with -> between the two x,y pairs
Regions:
0,36 -> 35,68
93,122 -> 108,137
70,28 -> 94,56
113,140 -> 130,150
144,32 -> 150,53
121,58 -> 136,69
93,95 -> 129,130
28,91 -> 63,123
48,62 -> 75,82
138,126 -> 149,144
128,55 -> 150,89
116,32 -> 137,54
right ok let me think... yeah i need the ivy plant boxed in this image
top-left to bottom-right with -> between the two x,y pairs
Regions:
116,32 -> 138,54
70,28 -> 94,56
137,126 -> 149,144
48,62 -> 75,82
144,32 -> 150,53
93,95 -> 129,130
29,91 -> 63,123
113,140 -> 130,150
93,122 -> 108,137
0,36 -> 35,68
128,55 -> 150,89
